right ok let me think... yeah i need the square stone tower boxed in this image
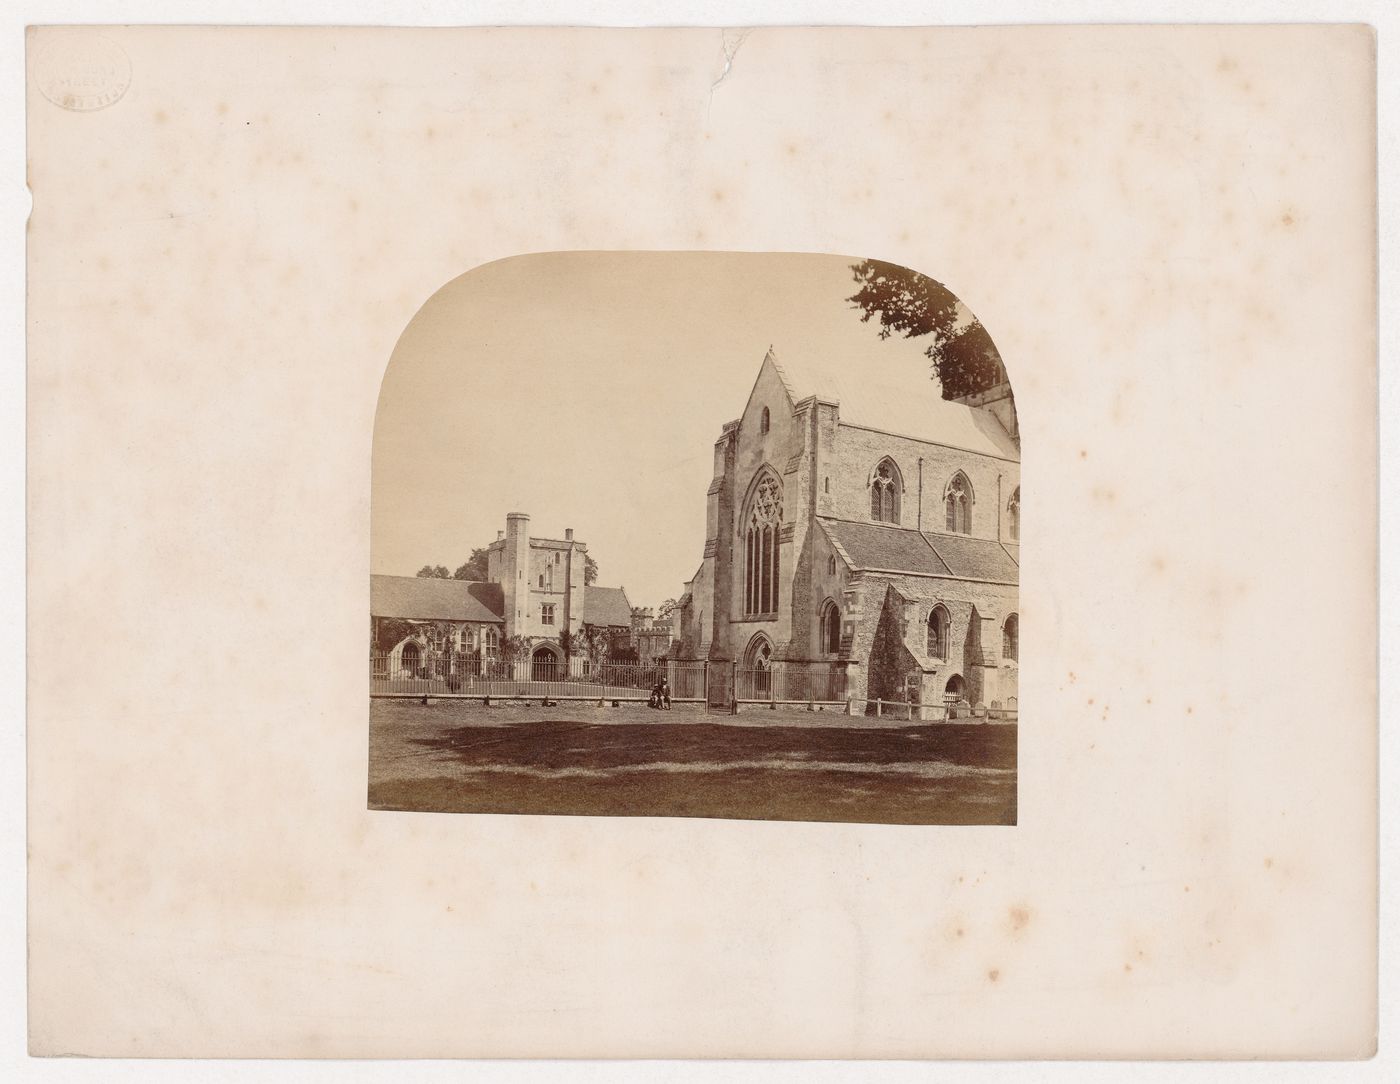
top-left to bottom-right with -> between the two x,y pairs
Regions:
501,511 -> 530,638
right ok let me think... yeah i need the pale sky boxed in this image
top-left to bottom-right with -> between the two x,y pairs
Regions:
371,251 -> 983,607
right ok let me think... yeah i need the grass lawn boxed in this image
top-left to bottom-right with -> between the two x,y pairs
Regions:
368,699 -> 1016,826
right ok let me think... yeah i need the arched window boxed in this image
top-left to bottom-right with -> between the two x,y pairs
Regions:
484,628 -> 499,655
742,471 -> 783,616
821,600 -> 841,654
1003,614 -> 1019,662
869,458 -> 902,523
827,555 -> 836,576
760,406 -> 770,434
927,604 -> 950,658
1007,486 -> 1020,541
944,472 -> 973,534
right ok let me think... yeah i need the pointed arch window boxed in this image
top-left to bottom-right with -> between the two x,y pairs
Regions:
1003,614 -> 1019,662
869,458 -> 902,524
760,406 -> 771,434
742,471 -> 783,616
927,605 -> 950,658
821,600 -> 842,654
1007,486 -> 1020,541
944,472 -> 973,534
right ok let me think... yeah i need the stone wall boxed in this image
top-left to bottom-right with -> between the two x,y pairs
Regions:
825,422 -> 1020,543
871,572 -> 1019,708
717,357 -> 804,661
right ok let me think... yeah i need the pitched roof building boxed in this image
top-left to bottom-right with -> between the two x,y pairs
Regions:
370,576 -> 505,624
581,586 -> 634,628
674,347 -> 1020,711
370,513 -> 635,677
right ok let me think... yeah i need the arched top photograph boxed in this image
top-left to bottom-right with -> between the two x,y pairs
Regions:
370,251 -> 1019,828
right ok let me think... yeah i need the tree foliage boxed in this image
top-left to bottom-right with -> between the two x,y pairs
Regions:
576,622 -> 632,664
584,554 -> 599,586
371,617 -> 418,654
416,564 -> 450,579
501,635 -> 534,665
656,598 -> 678,621
453,547 -> 490,581
847,259 -> 1006,400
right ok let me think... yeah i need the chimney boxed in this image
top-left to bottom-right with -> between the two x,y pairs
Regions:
565,528 -> 574,541
497,530 -> 504,541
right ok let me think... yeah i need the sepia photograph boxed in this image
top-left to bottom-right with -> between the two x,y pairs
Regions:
369,252 -> 1020,824
20,17 -> 1382,1063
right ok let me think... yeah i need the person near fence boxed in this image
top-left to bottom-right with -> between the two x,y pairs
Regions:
659,677 -> 671,710
648,680 -> 663,710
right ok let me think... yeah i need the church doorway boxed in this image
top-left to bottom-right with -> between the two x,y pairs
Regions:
400,641 -> 421,676
944,674 -> 967,704
531,645 -> 560,681
743,634 -> 773,700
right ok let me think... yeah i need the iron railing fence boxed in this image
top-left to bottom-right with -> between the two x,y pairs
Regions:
734,663 -> 847,705
368,651 -> 1014,721
370,651 -> 707,701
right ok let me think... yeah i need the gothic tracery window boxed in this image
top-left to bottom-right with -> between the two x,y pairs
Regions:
1007,486 -> 1020,541
743,472 -> 783,616
869,458 -> 901,523
944,472 -> 973,534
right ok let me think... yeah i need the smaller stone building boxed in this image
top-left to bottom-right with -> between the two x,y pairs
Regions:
371,512 -> 634,678
369,575 -> 504,677
630,607 -> 677,665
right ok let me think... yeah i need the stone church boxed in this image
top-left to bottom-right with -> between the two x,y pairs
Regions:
673,348 -> 1020,710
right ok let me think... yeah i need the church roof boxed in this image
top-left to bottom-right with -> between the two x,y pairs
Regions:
582,585 -> 633,627
370,575 -> 505,623
922,531 -> 1021,583
820,519 -> 951,577
766,348 -> 1019,461
818,518 -> 1019,585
